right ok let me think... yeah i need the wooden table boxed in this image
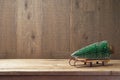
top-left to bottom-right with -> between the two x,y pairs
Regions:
0,59 -> 119,80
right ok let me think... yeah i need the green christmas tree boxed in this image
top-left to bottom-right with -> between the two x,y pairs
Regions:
71,41 -> 112,59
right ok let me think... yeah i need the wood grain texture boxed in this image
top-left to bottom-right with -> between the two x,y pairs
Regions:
70,0 -> 97,52
0,0 -> 17,58
41,0 -> 71,58
17,0 -> 42,58
0,59 -> 119,75
0,76 -> 120,80
0,59 -> 119,80
111,0 -> 120,59
70,0 -> 120,59
0,0 -> 120,59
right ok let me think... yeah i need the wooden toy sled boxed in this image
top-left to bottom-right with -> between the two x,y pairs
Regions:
69,41 -> 113,67
69,57 -> 110,67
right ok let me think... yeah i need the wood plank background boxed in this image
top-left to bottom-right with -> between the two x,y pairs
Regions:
0,0 -> 120,59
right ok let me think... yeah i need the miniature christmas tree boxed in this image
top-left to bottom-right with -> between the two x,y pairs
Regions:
71,41 -> 112,59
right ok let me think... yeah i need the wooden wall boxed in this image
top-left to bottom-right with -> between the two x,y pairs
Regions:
0,0 -> 120,59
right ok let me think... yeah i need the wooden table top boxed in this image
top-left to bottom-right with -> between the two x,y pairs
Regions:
0,59 -> 119,75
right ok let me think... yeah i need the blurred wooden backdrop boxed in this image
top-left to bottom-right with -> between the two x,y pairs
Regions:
0,0 -> 120,59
